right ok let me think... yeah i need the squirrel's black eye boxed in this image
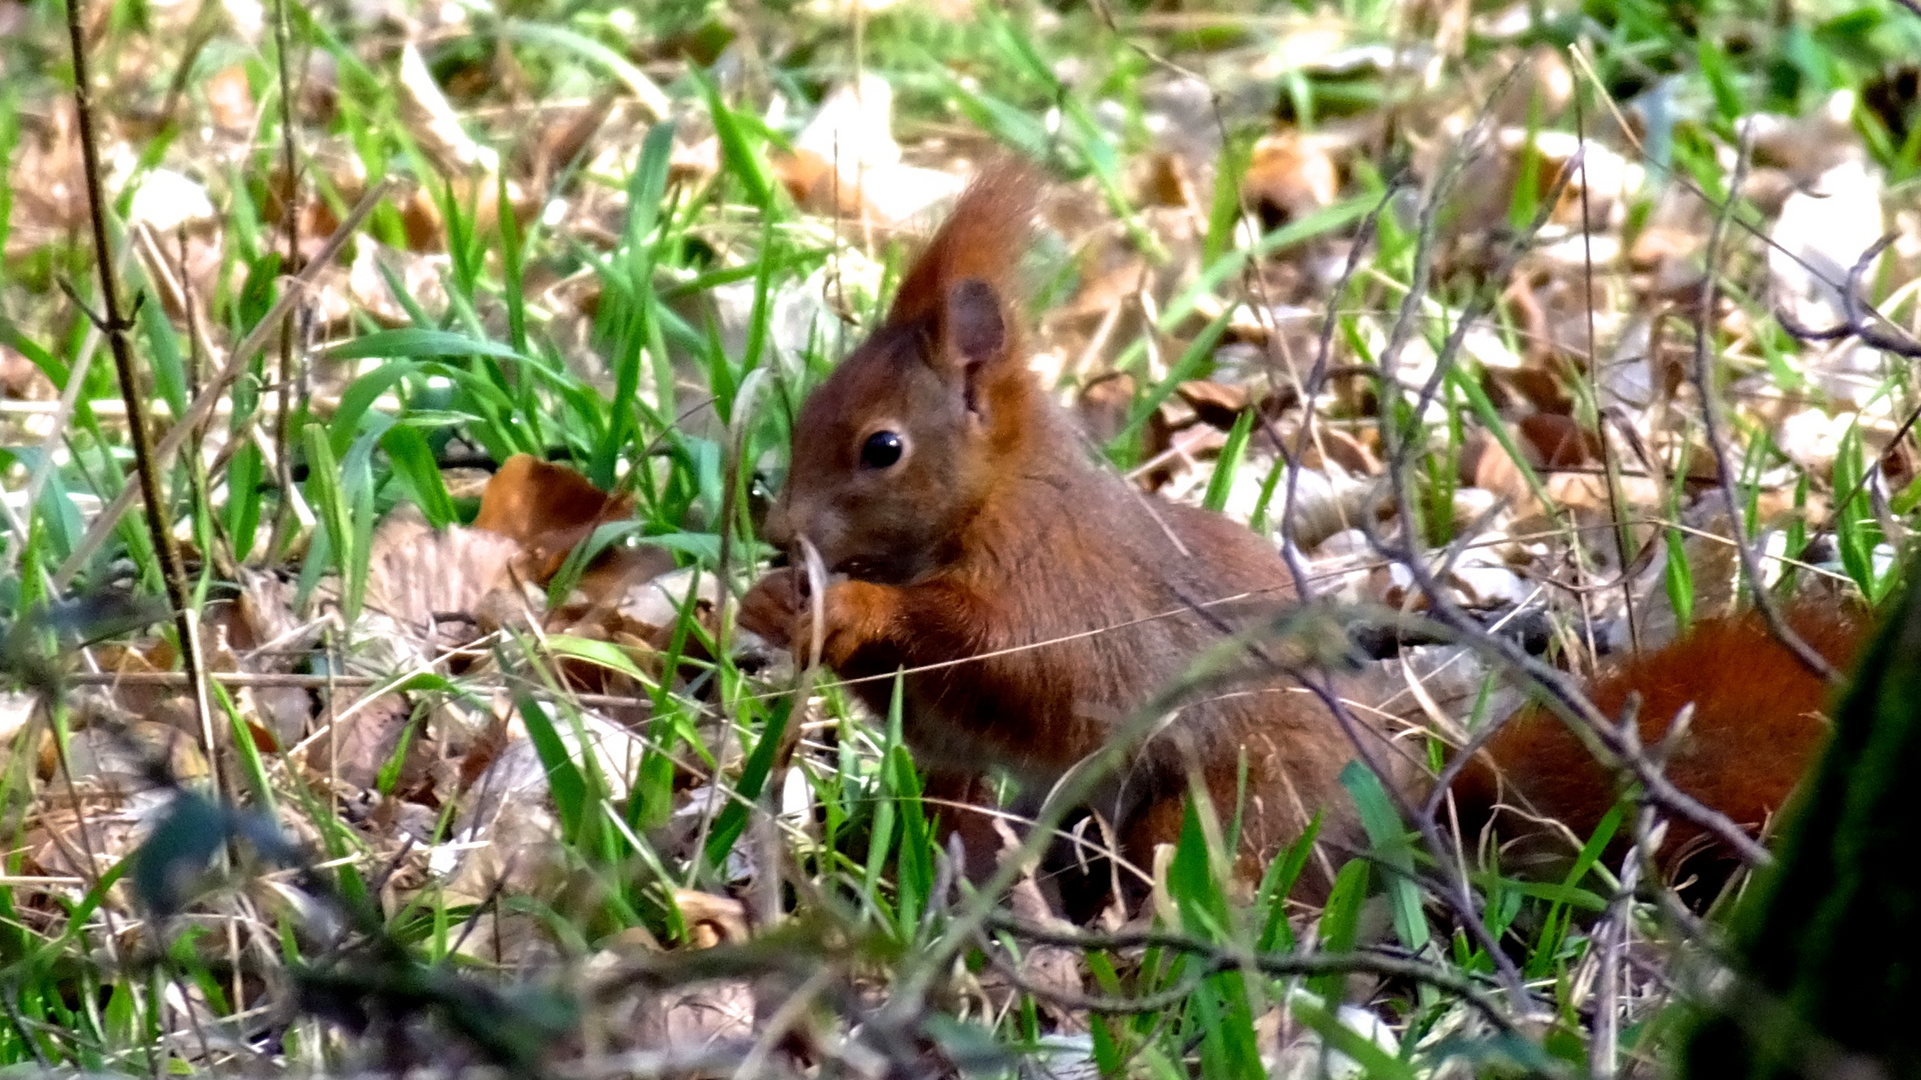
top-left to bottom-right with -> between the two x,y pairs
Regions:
860,430 -> 904,469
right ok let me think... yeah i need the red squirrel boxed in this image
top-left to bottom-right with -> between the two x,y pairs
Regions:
738,165 -> 1382,893
1452,603 -> 1864,884
738,161 -> 1862,901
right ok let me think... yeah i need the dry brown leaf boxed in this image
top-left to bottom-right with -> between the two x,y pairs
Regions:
345,240 -> 450,326
1460,427 -> 1526,503
552,546 -> 681,634
1304,426 -> 1378,476
1044,254 -> 1149,379
1540,470 -> 1661,515
475,454 -> 636,583
226,569 -> 312,655
206,64 -> 255,133
364,505 -> 527,640
772,146 -> 845,212
193,575 -> 320,749
1242,130 -> 1339,231
238,683 -> 313,751
545,555 -> 700,713
1628,223 -> 1701,274
21,805 -> 144,885
1139,150 -> 1200,210
1,345 -> 54,400
428,698 -> 661,921
1175,379 -> 1253,429
364,459 -> 680,710
5,102 -> 88,251
306,693 -> 422,792
486,704 -> 649,805
520,94 -> 618,196
672,889 -> 750,948
601,923 -> 664,954
42,716 -> 208,790
1517,412 -> 1600,470
444,708 -> 509,796
82,644 -> 200,737
1075,371 -> 1139,446
639,980 -> 757,1054
997,841 -> 1087,1031
393,42 -> 524,238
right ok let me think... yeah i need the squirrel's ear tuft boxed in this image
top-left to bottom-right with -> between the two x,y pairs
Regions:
886,161 -> 1039,333
946,278 -> 1006,366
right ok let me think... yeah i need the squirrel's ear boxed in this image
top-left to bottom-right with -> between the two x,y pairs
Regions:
946,278 -> 1006,367
945,278 -> 1005,417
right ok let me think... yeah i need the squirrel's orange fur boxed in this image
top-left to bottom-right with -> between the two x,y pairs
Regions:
1453,605 -> 1862,880
741,161 -> 1859,902
740,165 -> 1382,895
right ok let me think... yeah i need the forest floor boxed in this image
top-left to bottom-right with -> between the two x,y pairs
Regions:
1,0 -> 1919,1076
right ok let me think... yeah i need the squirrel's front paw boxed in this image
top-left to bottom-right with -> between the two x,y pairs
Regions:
742,570 -> 894,669
739,568 -> 801,650
815,579 -> 894,669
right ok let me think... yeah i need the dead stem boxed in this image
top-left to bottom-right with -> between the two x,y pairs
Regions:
62,0 -> 219,800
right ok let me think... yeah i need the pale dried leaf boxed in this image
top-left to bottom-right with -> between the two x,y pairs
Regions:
795,73 -> 900,174
347,241 -> 451,326
48,719 -> 207,791
1266,996 -> 1400,1080
1770,158 -> 1884,321
643,980 -> 756,1053
396,42 -> 499,179
364,505 -> 527,639
0,691 -> 36,747
127,168 -> 216,234
778,74 -> 964,227
672,889 -> 749,948
999,862 -> 1086,1031
307,693 -> 417,792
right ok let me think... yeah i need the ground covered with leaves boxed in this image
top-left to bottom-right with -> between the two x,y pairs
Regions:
2,0 -> 1920,1076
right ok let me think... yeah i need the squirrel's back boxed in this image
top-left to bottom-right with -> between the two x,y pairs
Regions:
1458,604 -> 1863,879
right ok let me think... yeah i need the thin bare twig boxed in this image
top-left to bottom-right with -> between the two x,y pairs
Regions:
1576,84 -> 1639,656
63,0 -> 220,798
268,0 -> 305,562
1300,64 -> 1554,1016
1277,183 -> 1401,595
1776,235 -> 1921,360
1587,704 -> 1666,1079
980,913 -> 1520,1033
1344,110 -> 1778,868
1690,133 -> 1838,683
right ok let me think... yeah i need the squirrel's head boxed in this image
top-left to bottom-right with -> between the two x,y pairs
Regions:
766,164 -> 1043,584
